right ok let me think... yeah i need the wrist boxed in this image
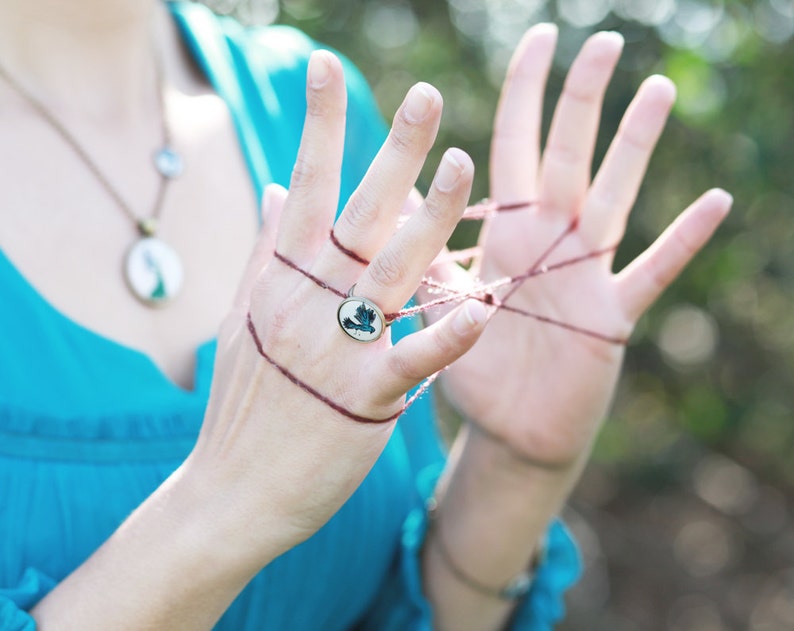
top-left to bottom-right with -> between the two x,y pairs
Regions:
431,423 -> 582,565
168,457 -> 289,579
426,495 -> 545,601
461,420 -> 583,487
32,463 -> 272,629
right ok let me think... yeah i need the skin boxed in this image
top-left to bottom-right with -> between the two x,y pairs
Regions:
0,1 -> 731,630
418,26 -> 732,630
0,0 -> 258,388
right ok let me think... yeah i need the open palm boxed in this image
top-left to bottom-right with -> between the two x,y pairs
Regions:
436,26 -> 731,468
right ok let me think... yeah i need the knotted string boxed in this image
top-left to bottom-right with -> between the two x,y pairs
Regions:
246,199 -> 627,424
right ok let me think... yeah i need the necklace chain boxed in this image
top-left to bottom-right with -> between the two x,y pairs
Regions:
0,53 -> 174,234
0,50 -> 187,306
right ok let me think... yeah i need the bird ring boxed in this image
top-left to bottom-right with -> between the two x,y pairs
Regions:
337,284 -> 389,343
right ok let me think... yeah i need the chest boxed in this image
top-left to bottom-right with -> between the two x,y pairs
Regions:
0,91 -> 259,388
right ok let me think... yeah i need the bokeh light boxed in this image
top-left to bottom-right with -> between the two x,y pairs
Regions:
657,304 -> 719,367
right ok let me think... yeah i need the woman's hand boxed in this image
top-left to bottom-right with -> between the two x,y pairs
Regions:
184,51 -> 485,568
435,26 -> 732,471
32,51 -> 489,631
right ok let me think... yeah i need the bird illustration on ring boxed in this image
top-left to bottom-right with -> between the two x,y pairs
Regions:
343,302 -> 377,335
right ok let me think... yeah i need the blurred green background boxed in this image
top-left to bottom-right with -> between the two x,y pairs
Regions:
202,0 -> 793,628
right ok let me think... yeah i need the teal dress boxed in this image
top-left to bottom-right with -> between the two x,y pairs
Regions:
0,3 -> 580,629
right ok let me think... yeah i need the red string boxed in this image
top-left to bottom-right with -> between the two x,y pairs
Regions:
273,251 -> 347,299
495,304 -> 627,344
329,230 -> 370,265
246,312 -> 440,424
460,199 -> 537,220
250,199 -> 626,424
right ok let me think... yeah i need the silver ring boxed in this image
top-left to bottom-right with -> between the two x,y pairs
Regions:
337,284 -> 388,343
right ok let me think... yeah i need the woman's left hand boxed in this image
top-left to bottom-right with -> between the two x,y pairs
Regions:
431,26 -> 731,470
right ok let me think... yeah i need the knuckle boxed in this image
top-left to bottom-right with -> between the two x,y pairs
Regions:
431,324 -> 457,357
387,351 -> 424,383
618,125 -> 652,153
265,303 -> 294,344
256,283 -> 307,345
368,246 -> 406,290
561,83 -> 598,105
672,226 -> 698,257
305,91 -> 344,119
289,153 -> 319,190
643,256 -> 671,292
387,125 -> 418,157
544,141 -> 583,167
422,193 -> 450,226
344,185 -> 380,231
306,93 -> 328,118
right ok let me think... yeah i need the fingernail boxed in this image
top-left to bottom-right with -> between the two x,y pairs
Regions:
308,51 -> 331,88
596,30 -> 624,49
403,83 -> 434,124
713,188 -> 733,204
453,299 -> 486,335
433,149 -> 465,192
530,23 -> 558,37
711,188 -> 734,213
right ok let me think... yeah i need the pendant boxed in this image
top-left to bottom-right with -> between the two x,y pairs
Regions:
124,237 -> 184,307
153,146 -> 183,179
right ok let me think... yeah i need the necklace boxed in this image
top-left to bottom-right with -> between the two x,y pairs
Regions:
0,54 -> 185,307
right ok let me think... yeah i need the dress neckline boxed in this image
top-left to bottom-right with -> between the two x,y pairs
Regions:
0,246 -> 215,396
0,3 -> 270,399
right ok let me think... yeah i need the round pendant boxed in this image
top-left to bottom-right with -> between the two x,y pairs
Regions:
337,297 -> 387,343
153,146 -> 184,179
124,237 -> 184,307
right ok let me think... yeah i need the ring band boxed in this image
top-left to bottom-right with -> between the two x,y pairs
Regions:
337,284 -> 388,343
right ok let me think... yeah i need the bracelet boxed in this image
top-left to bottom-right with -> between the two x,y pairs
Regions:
426,497 -> 545,601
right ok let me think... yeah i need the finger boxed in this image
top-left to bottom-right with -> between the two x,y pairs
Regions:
579,75 -> 676,249
276,50 -> 347,264
354,148 -> 474,313
376,299 -> 487,402
539,31 -> 624,219
490,23 -> 558,203
616,189 -> 732,322
327,83 -> 442,266
400,187 -> 424,222
416,250 -> 472,326
232,184 -> 288,315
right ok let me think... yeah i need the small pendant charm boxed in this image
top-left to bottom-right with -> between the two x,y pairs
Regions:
124,237 -> 184,307
337,296 -> 387,343
137,217 -> 158,237
153,146 -> 183,179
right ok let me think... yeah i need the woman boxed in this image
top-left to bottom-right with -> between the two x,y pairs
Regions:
0,0 -> 731,629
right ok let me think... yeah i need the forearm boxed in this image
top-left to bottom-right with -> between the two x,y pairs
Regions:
422,422 -> 585,631
30,463 -> 272,631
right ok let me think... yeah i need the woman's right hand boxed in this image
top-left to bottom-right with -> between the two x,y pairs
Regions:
182,50 -> 485,570
30,48 -> 488,631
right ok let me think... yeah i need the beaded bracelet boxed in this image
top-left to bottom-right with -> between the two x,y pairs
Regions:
426,497 -> 546,601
